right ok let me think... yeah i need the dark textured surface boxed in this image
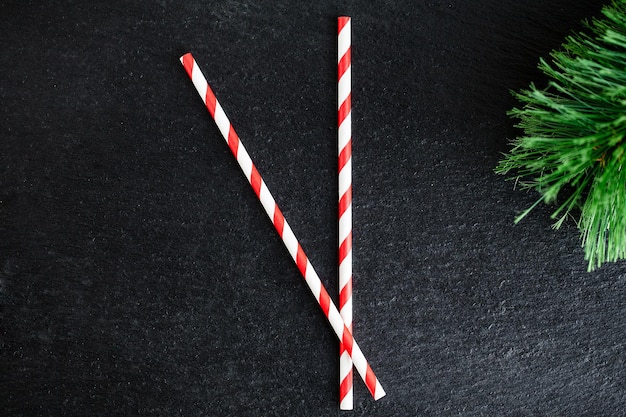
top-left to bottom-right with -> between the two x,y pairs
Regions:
1,1 -> 624,415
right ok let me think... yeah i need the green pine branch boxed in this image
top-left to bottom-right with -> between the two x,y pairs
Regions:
496,0 -> 626,270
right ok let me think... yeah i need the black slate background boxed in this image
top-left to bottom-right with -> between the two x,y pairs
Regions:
2,0 -> 625,416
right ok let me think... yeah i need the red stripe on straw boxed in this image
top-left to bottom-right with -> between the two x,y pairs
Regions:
339,368 -> 354,397
295,245 -> 307,277
338,16 -> 350,33
338,230 -> 352,263
273,205 -> 285,237
338,139 -> 351,172
338,185 -> 352,218
338,93 -> 351,125
338,48 -> 351,80
250,166 -> 262,198
205,90 -> 217,117
341,325 -> 354,355
339,279 -> 352,310
227,126 -> 239,156
319,287 -> 331,316
365,365 -> 377,394
182,53 -> 194,78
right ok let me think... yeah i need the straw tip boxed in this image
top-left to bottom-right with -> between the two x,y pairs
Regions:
374,384 -> 386,401
338,16 -> 351,32
179,52 -> 192,62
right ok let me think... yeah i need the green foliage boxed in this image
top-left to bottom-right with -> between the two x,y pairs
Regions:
496,0 -> 626,270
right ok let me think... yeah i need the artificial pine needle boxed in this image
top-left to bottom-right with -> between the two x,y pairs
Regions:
496,0 -> 626,270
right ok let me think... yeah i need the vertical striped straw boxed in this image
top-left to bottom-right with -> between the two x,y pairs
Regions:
180,53 -> 385,401
337,16 -> 353,410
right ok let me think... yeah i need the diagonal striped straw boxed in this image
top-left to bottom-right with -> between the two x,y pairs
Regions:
338,15 -> 353,410
180,52 -> 385,401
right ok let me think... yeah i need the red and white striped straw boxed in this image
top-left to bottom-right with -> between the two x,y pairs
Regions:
337,16 -> 353,410
180,53 -> 385,401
